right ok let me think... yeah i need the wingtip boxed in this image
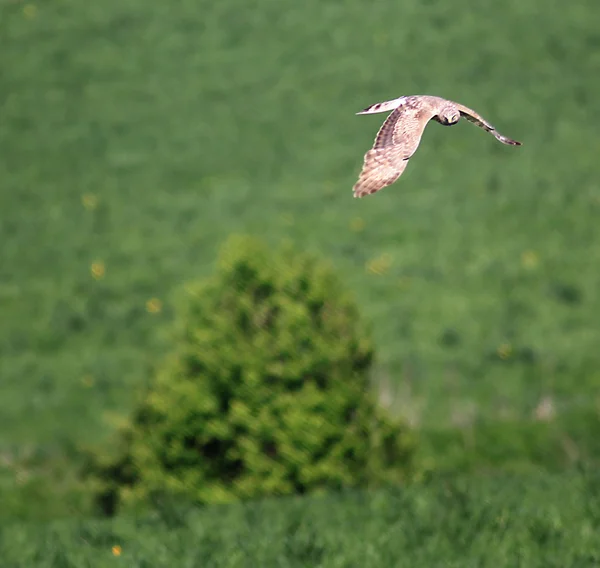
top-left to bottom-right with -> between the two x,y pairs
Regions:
355,101 -> 389,115
352,186 -> 365,198
497,134 -> 522,147
353,186 -> 374,198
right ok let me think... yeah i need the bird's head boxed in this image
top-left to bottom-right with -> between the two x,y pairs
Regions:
436,107 -> 461,126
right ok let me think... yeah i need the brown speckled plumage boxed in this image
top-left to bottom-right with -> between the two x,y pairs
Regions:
353,95 -> 521,198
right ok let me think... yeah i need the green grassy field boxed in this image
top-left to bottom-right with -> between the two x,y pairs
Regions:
3,472 -> 600,567
1,0 -> 600,531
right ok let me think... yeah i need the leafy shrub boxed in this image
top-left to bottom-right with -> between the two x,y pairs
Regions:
84,235 -> 416,514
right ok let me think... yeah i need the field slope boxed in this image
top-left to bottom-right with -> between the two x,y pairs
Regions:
3,472 -> 600,567
1,0 -> 600,519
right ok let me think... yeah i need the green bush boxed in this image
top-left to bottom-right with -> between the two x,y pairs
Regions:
84,235 -> 416,514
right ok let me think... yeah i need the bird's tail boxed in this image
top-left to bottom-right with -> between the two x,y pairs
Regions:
356,96 -> 407,115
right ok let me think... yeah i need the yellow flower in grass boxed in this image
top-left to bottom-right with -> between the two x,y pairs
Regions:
497,342 -> 512,360
111,545 -> 122,557
366,252 -> 393,275
81,375 -> 94,388
23,4 -> 37,18
521,250 -> 539,269
91,261 -> 105,280
146,297 -> 162,314
82,193 -> 98,210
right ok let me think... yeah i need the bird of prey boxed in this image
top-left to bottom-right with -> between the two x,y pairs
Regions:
352,95 -> 522,198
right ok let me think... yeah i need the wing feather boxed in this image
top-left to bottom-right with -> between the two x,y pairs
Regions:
455,103 -> 522,146
353,97 -> 439,198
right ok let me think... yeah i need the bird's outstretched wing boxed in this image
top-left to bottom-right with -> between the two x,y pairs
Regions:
353,97 -> 440,198
454,103 -> 522,146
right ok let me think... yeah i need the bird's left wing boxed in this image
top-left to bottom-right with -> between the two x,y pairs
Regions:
455,103 -> 522,146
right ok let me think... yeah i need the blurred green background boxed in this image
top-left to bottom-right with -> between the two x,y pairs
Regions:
2,0 -> 600,563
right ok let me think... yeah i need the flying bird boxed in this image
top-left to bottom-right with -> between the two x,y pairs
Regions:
352,95 -> 521,198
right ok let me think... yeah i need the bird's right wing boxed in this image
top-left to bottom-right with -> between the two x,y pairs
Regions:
353,98 -> 439,198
